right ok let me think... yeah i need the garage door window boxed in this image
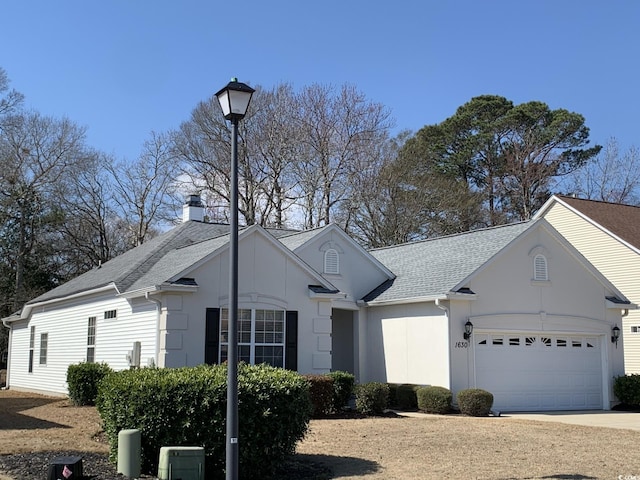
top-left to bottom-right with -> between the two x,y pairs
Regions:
477,334 -> 598,350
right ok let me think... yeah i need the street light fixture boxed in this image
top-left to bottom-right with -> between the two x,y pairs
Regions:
215,77 -> 255,480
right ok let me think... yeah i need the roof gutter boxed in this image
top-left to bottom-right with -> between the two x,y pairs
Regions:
359,290 -> 477,307
118,284 -> 199,299
7,284 -> 118,322
359,294 -> 448,307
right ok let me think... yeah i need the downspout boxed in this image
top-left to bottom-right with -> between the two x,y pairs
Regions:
145,292 -> 162,368
2,318 -> 12,389
435,299 -> 453,390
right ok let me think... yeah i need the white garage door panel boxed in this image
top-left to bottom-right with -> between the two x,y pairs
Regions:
475,333 -> 602,412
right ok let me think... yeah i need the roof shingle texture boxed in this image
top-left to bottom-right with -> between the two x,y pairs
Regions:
28,222 -> 301,305
365,222 -> 531,303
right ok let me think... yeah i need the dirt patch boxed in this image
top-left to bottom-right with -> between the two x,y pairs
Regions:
1,389 -> 639,479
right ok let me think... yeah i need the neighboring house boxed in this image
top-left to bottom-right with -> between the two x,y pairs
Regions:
2,197 -> 632,411
535,194 -> 640,374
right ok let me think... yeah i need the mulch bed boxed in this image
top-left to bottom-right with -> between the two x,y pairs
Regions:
0,450 -> 331,480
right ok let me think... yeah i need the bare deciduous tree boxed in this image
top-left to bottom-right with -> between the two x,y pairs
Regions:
0,112 -> 88,308
566,137 -> 640,205
108,131 -> 180,246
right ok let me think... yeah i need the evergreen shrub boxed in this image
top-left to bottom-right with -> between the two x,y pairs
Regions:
417,386 -> 452,414
457,388 -> 494,416
327,371 -> 355,412
396,384 -> 420,410
303,374 -> 334,417
66,362 -> 113,406
354,382 -> 389,415
614,374 -> 640,406
96,364 -> 311,479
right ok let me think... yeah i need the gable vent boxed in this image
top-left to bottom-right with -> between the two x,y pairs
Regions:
534,254 -> 548,281
324,249 -> 339,275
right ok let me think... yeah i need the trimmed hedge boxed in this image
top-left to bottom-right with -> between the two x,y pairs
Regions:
457,388 -> 494,416
354,382 -> 389,415
66,362 -> 113,406
304,374 -> 334,417
396,384 -> 420,411
387,383 -> 401,409
327,371 -> 355,412
417,386 -> 452,414
614,374 -> 640,406
96,364 -> 311,479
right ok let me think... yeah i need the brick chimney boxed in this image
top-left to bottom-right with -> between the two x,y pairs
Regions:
182,194 -> 204,222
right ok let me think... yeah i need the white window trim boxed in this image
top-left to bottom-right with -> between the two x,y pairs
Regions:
28,326 -> 35,373
39,333 -> 48,365
87,316 -> 97,363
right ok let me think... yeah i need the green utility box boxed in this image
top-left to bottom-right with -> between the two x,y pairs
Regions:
157,446 -> 205,480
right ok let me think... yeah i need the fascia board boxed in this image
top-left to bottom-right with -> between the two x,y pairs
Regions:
14,284 -> 119,321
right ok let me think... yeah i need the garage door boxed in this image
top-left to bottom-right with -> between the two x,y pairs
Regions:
474,333 -> 603,412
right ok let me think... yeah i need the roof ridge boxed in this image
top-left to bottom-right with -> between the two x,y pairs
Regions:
558,194 -> 640,209
277,224 -> 329,239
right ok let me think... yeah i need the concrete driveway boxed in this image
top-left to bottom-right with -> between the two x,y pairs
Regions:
505,410 -> 640,431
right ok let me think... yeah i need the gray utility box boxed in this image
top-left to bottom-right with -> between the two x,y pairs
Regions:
157,446 -> 205,480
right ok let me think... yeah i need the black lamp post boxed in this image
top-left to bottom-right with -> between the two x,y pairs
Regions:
215,77 -> 255,480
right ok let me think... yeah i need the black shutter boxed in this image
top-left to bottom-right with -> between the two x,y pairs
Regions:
205,308 -> 220,365
285,311 -> 298,371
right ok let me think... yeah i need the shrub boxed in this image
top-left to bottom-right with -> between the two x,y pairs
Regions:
327,371 -> 355,412
396,384 -> 420,411
457,388 -> 494,416
614,374 -> 640,406
303,374 -> 334,417
96,364 -> 311,479
417,386 -> 452,414
387,383 -> 401,409
354,382 -> 389,415
66,362 -> 113,406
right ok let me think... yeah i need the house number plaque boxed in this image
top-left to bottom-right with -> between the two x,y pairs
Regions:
454,341 -> 469,348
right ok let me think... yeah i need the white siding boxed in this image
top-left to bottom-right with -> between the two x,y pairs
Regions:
544,202 -> 640,373
364,303 -> 450,386
8,291 -> 158,395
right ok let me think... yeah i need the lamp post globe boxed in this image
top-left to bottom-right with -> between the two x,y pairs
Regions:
215,78 -> 255,122
216,77 -> 254,480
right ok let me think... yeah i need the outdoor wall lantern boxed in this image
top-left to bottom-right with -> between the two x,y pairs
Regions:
215,77 -> 255,480
463,320 -> 474,341
611,324 -> 621,347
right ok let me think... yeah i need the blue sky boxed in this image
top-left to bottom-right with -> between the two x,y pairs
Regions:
2,1 -> 638,161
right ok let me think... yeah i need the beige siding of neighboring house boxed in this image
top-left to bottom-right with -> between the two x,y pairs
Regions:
544,202 -> 640,373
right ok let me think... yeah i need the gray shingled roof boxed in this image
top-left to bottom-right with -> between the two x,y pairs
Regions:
26,217 -> 534,308
365,221 -> 532,303
277,226 -> 330,251
28,222 -> 233,304
28,221 -> 305,305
